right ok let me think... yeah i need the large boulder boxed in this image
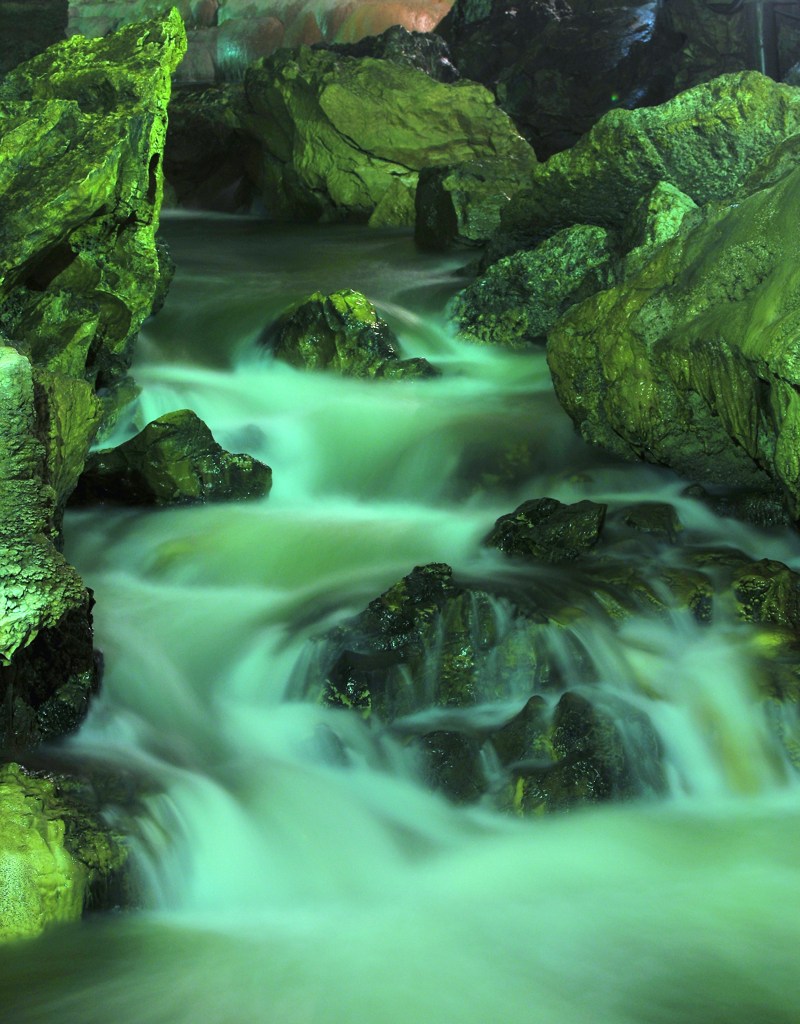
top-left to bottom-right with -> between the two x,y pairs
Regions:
498,71 -> 800,250
547,159 -> 800,519
240,44 -> 535,224
262,290 -> 439,379
0,13 -> 186,746
72,410 -> 273,506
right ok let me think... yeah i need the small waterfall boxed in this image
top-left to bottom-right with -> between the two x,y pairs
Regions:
10,214 -> 796,1024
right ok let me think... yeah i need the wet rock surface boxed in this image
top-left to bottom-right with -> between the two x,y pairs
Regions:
311,495 -> 800,811
263,290 -> 439,379
72,410 -> 273,506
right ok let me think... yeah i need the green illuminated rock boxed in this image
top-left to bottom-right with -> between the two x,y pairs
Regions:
450,225 -> 618,347
500,71 -> 800,246
485,497 -> 607,562
264,290 -> 439,379
547,161 -> 800,518
73,409 -> 273,506
241,45 -> 535,224
0,763 -> 127,943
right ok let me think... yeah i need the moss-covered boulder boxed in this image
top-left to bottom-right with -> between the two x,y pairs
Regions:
547,160 -> 800,518
263,290 -> 439,379
0,763 -> 128,943
72,410 -> 272,506
240,44 -> 535,224
499,71 -> 800,248
449,225 -> 618,346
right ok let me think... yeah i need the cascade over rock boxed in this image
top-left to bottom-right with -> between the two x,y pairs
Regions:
240,45 -> 535,224
72,410 -> 273,506
263,290 -> 439,378
547,158 -> 800,520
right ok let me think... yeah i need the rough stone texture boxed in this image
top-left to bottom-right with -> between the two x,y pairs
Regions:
656,0 -> 751,91
449,225 -> 618,347
319,24 -> 459,82
0,762 -> 127,942
0,14 -> 186,757
72,409 -> 273,506
414,156 -> 537,250
438,0 -> 679,158
499,71 -> 800,249
263,290 -> 439,379
547,160 -> 800,519
485,497 -> 607,562
621,180 -> 700,277
240,45 -> 534,224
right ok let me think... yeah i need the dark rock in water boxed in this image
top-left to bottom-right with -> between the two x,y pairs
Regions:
486,498 -> 607,563
449,225 -> 618,346
150,235 -> 176,317
438,0 -> 680,158
72,410 -> 272,506
417,731 -> 485,804
263,290 -> 439,380
0,762 -> 129,942
682,485 -> 792,530
318,25 -> 459,82
164,83 -> 257,212
414,155 -> 537,251
617,502 -> 683,544
240,44 -> 534,224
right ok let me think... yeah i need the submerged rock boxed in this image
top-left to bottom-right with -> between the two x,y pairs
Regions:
240,45 -> 535,224
263,290 -> 439,379
547,160 -> 800,519
0,763 -> 128,943
449,225 -> 618,346
485,497 -> 607,562
72,410 -> 272,506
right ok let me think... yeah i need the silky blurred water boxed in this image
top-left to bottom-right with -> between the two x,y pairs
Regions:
7,215 -> 799,1024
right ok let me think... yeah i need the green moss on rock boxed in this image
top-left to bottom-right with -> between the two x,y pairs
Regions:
241,45 -> 535,223
73,409 -> 272,506
265,290 -> 439,379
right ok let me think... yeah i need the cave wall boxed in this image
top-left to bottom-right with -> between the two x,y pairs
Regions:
0,0 -> 68,73
67,0 -> 454,82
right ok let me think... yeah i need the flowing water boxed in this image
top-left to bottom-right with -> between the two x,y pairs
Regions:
3,214 -> 800,1022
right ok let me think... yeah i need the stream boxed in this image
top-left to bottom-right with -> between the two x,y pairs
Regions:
2,213 -> 799,1023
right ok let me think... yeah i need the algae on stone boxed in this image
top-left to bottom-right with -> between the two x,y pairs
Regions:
547,160 -> 800,518
73,409 -> 273,506
450,225 -> 618,347
0,763 -> 127,943
264,290 -> 439,379
241,45 -> 535,224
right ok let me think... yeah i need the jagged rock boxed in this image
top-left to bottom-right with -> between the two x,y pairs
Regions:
449,225 -> 618,346
72,409 -> 272,506
414,156 -> 537,250
547,159 -> 800,519
617,502 -> 683,544
262,290 -> 439,379
498,71 -> 800,250
0,762 -> 128,942
319,25 -> 459,82
240,44 -> 535,224
486,498 -> 607,562
438,0 -> 680,158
